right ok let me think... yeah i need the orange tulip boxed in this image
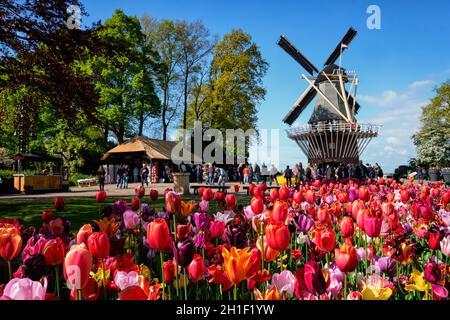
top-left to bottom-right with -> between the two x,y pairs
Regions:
93,217 -> 120,237
147,218 -> 172,252
272,200 -> 288,223
256,236 -> 280,262
222,246 -> 253,285
335,243 -> 357,272
76,224 -> 93,245
0,224 -> 22,261
265,222 -> 290,252
42,237 -> 66,266
64,243 -> 93,290
254,286 -> 281,300
180,200 -> 197,218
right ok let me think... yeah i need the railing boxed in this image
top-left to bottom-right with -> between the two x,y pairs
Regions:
287,122 -> 381,136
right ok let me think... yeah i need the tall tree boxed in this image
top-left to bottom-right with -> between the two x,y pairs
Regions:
413,80 -> 450,167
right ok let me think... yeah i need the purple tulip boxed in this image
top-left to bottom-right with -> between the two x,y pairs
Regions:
372,256 -> 396,277
194,231 -> 206,248
222,223 -> 245,248
113,200 -> 128,216
193,212 -> 209,230
199,200 -> 209,213
123,210 -> 140,229
294,214 -> 314,233
348,188 -> 358,202
172,238 -> 194,268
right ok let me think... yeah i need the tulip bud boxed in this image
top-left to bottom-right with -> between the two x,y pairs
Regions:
188,254 -> 205,282
87,232 -> 110,260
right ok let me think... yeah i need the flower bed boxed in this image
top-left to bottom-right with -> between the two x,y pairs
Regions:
0,181 -> 449,300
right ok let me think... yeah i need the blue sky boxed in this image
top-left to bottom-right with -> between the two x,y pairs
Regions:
80,0 -> 450,172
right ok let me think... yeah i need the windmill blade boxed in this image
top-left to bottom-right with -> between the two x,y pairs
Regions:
346,91 -> 361,114
283,86 -> 317,125
278,35 -> 319,75
323,27 -> 357,66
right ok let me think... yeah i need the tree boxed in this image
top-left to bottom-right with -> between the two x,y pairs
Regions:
87,10 -> 161,143
413,80 -> 450,167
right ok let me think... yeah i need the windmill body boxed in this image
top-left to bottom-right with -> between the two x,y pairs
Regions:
278,28 -> 380,165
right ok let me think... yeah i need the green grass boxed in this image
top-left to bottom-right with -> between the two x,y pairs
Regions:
0,194 -> 252,231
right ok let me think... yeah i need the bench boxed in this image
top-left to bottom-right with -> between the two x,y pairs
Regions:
190,185 -> 229,195
77,178 -> 98,188
243,185 -> 280,195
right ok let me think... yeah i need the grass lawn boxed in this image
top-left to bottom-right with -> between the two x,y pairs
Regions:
0,194 -> 253,231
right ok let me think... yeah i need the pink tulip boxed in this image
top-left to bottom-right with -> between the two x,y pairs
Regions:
123,210 -> 140,230
114,271 -> 140,291
440,236 -> 450,257
270,270 -> 295,298
1,278 -> 47,300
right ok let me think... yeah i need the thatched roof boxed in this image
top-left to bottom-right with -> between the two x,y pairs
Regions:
101,137 -> 178,161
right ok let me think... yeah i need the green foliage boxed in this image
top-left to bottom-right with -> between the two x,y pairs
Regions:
413,80 -> 450,167
69,173 -> 94,187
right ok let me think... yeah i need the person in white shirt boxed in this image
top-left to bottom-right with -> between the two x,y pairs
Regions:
269,164 -> 279,186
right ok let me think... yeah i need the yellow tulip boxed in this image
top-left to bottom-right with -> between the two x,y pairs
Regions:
361,280 -> 392,300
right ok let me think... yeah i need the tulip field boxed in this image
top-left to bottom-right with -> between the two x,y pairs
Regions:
0,178 -> 449,300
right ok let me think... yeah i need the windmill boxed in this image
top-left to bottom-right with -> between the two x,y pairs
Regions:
277,27 -> 380,165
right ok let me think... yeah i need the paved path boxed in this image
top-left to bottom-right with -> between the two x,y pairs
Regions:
0,182 -> 251,200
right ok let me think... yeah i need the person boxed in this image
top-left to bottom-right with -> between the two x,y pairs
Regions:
122,164 -> 129,188
299,162 -> 305,184
116,165 -> 124,189
196,164 -> 203,183
284,165 -> 293,187
293,164 -> 299,184
180,162 -> 187,173
243,165 -> 250,184
217,167 -> 227,186
238,162 -> 245,184
207,164 -> 215,185
376,163 -> 383,179
133,166 -> 139,183
261,163 -> 268,183
140,163 -> 149,187
254,163 -> 261,184
305,164 -> 312,181
269,164 -> 279,186
98,165 -> 106,191
248,163 -> 254,184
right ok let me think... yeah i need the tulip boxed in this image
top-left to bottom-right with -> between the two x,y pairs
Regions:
265,222 -> 290,252
424,262 -> 441,283
177,224 -> 192,240
270,270 -> 295,298
270,188 -> 280,202
198,187 -> 205,197
315,227 -> 335,252
95,191 -> 107,203
440,236 -> 450,257
222,224 -> 245,248
294,261 -> 327,298
42,237 -> 65,266
54,196 -> 64,211
41,210 -> 54,223
208,264 -> 233,292
188,254 -> 205,282
22,254 -> 47,281
358,186 -> 369,202
163,260 -> 176,285
87,232 -> 110,260
279,186 -> 290,201
251,197 -> 264,215
272,201 -> 288,223
131,197 -> 140,211
222,246 -> 253,285
149,189 -> 159,201
294,214 -> 314,233
428,231 -> 442,251
304,190 -> 316,204
337,191 -> 348,203
114,271 -> 140,291
443,191 -> 450,206
180,200 -> 196,218
234,184 -> 240,193
214,191 -> 225,202
254,287 -> 281,300
400,189 -> 409,202
1,277 -> 47,300
202,188 -> 213,201
147,219 -> 172,252
123,210 -> 140,230
0,225 -> 22,278
293,190 -> 303,204
199,200 -> 209,213
165,191 -> 181,214
225,194 -> 237,209
363,213 -> 382,238
256,236 -> 280,262
317,205 -> 331,226
347,291 -> 362,300
64,243 -> 93,292
76,224 -> 93,245
172,238 -> 194,268
135,186 -> 145,198
335,244 -> 357,272
340,216 -> 354,239
210,221 -> 226,239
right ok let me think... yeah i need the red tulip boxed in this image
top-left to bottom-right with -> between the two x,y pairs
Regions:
305,190 -> 316,204
149,189 -> 159,201
251,197 -> 264,214
147,218 -> 172,252
118,286 -> 148,300
265,222 -> 290,251
400,190 -> 409,203
131,197 -> 140,211
234,184 -> 240,193
214,191 -> 225,202
248,184 -> 255,196
95,191 -> 107,203
337,192 -> 348,203
210,221 -> 226,238
358,186 -> 370,202
225,194 -> 237,208
87,232 -> 110,260
315,227 -> 335,252
340,216 -> 354,239
42,210 -> 54,224
0,225 -> 22,261
272,201 -> 288,223
252,186 -> 263,198
429,231 -> 442,250
188,254 -> 205,282
177,224 -> 192,240
198,187 -> 205,197
351,200 -> 365,220
163,260 -> 176,284
313,180 -> 321,188
54,196 -> 64,211
165,191 -> 181,214
293,191 -> 303,204
42,237 -> 65,266
356,208 -> 367,230
70,277 -> 99,300
335,244 -> 357,272
443,191 -> 450,206
317,205 -> 331,226
64,243 -> 92,290
363,212 -> 382,238
76,224 -> 93,245
279,186 -> 289,201
295,260 -> 327,298
202,188 -> 213,201
135,186 -> 145,198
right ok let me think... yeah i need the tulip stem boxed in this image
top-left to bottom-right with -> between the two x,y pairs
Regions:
160,251 -> 166,300
183,267 -> 188,300
101,259 -> 107,300
77,289 -> 83,300
343,272 -> 347,300
233,284 -> 237,300
175,263 -> 180,299
260,222 -> 265,272
55,264 -> 61,297
172,215 -> 177,242
7,260 -> 12,280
